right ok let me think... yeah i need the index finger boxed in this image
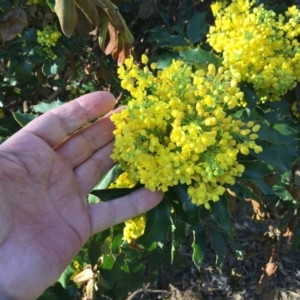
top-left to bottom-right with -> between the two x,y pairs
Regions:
24,91 -> 116,147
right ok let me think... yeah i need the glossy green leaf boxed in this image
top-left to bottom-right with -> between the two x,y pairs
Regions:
253,140 -> 296,172
31,100 -> 64,113
240,83 -> 258,110
137,201 -> 171,249
45,0 -> 55,11
240,160 -> 270,181
186,12 -> 207,43
12,111 -> 37,127
192,225 -> 206,268
95,166 -> 124,190
88,229 -> 110,266
209,229 -> 226,270
180,48 -> 222,68
172,185 -> 201,225
90,183 -> 143,201
57,264 -> 74,288
210,196 -> 231,235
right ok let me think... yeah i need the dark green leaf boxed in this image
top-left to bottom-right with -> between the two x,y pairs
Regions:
12,111 -> 37,127
209,229 -> 226,270
253,140 -> 297,172
88,229 -> 110,266
171,185 -> 201,225
37,289 -> 59,300
240,160 -> 270,181
180,48 -> 222,68
210,196 -> 231,235
45,0 -> 55,11
57,264 -> 74,288
137,201 -> 171,249
192,224 -> 206,268
90,183 -> 143,201
240,83 -> 258,110
186,12 -> 207,44
31,100 -> 64,113
95,166 -> 124,189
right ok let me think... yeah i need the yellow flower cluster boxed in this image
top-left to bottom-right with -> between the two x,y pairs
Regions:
208,0 -> 300,102
292,101 -> 300,119
37,25 -> 61,59
109,172 -> 136,188
109,172 -> 144,242
123,215 -> 146,243
111,55 -> 262,207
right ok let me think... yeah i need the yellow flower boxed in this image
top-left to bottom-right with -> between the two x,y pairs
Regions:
111,56 -> 262,207
123,215 -> 146,243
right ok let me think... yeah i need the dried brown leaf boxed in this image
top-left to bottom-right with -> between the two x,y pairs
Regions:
0,8 -> 28,42
105,22 -> 117,55
73,268 -> 94,283
117,43 -> 130,65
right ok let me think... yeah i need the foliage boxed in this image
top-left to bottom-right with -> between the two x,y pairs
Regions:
2,0 -> 300,299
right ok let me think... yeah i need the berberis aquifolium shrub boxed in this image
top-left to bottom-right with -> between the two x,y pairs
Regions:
3,0 -> 300,299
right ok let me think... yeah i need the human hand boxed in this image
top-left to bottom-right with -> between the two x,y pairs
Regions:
0,92 -> 163,300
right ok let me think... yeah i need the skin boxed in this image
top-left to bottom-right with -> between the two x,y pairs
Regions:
0,91 -> 163,300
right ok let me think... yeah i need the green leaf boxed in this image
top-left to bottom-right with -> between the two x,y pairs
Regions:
90,183 -> 143,201
240,160 -> 270,181
12,111 -> 37,127
37,289 -> 59,300
31,100 -> 65,113
186,12 -> 207,44
210,196 -> 231,235
253,140 -> 296,172
258,123 -> 279,143
95,166 -> 124,190
180,48 -> 222,68
240,83 -> 258,110
88,229 -> 110,266
45,0 -> 55,11
192,225 -> 206,268
42,58 -> 65,76
137,201 -> 171,249
209,229 -> 226,270
148,27 -> 187,47
171,185 -> 201,225
57,264 -> 74,288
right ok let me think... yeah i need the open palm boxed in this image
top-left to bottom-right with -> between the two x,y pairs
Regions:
0,92 -> 163,300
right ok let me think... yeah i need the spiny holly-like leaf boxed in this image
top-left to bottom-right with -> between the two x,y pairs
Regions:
209,229 -> 226,271
95,166 -> 124,190
137,200 -> 171,249
55,0 -> 78,38
12,112 -> 37,127
90,183 -> 143,201
192,225 -> 206,268
31,100 -> 64,113
180,48 -> 222,68
186,12 -> 207,44
171,185 -> 201,225
210,195 -> 231,235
